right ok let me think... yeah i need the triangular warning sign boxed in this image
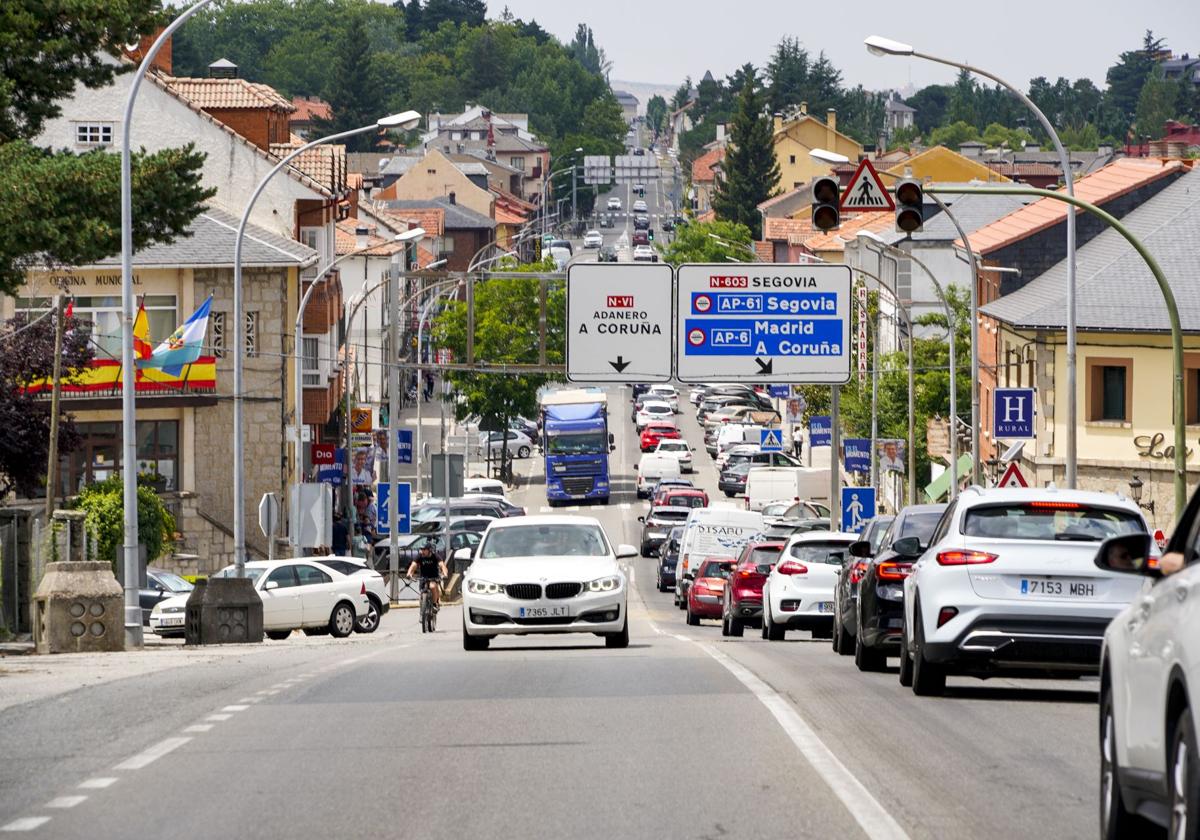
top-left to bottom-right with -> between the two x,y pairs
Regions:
839,158 -> 896,212
997,462 -> 1029,488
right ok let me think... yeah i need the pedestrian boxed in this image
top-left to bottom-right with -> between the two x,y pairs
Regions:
423,372 -> 434,402
792,434 -> 803,461
331,511 -> 348,555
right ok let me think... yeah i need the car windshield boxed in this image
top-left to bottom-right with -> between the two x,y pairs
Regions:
898,510 -> 946,541
156,571 -> 193,591
479,524 -> 610,558
744,546 -> 783,573
789,541 -> 852,566
214,566 -> 265,583
868,518 -> 894,553
546,432 -> 607,455
666,495 -> 705,508
762,503 -> 791,516
650,509 -> 691,522
962,503 -> 1144,542
698,561 -> 731,579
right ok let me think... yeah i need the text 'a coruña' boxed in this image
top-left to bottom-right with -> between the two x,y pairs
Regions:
579,310 -> 663,335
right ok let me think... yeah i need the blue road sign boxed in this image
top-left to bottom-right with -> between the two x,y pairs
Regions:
675,264 -> 852,383
993,388 -> 1036,439
809,415 -> 832,447
396,429 -> 413,464
768,385 -> 791,398
843,438 -> 870,474
841,487 -> 876,534
760,428 -> 784,452
376,482 -> 411,535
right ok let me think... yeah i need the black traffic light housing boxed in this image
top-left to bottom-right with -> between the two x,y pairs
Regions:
811,175 -> 840,232
648,228 -> 655,241
894,178 -> 924,233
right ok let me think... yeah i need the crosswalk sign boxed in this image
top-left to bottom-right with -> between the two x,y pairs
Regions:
760,428 -> 784,452
839,158 -> 896,212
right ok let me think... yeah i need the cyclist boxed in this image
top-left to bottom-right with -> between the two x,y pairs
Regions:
406,541 -> 448,610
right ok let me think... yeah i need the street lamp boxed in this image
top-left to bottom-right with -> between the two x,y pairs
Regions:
865,34 -> 1079,489
232,109 -> 421,577
1128,475 -> 1155,517
118,0 -> 217,647
543,158 -> 582,237
707,232 -> 758,261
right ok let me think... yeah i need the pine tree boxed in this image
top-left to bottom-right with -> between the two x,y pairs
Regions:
318,16 -> 385,152
712,66 -> 779,241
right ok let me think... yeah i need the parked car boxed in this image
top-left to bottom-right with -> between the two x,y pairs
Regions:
479,429 -> 534,459
461,493 -> 526,517
657,527 -> 685,592
312,555 -> 390,634
583,230 -> 603,249
721,541 -> 786,636
638,506 -> 693,556
1095,486 -> 1199,840
654,438 -> 694,473
640,421 -> 681,452
373,530 -> 483,569
838,504 -> 947,670
463,477 -> 505,497
140,567 -> 194,625
761,532 -> 858,641
661,217 -> 675,232
899,487 -> 1149,696
633,245 -> 658,262
460,515 -> 636,650
686,558 -> 734,626
412,515 -> 497,535
411,497 -> 508,525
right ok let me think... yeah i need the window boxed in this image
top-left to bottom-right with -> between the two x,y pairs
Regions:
441,235 -> 455,254
18,295 -> 176,360
302,337 -> 320,386
245,311 -> 259,357
211,311 -> 226,358
295,565 -> 331,586
75,123 -> 113,146
266,567 -> 299,588
1185,353 -> 1200,425
61,420 -> 180,496
789,154 -> 796,164
510,156 -> 526,171
1087,358 -> 1131,422
451,131 -> 462,141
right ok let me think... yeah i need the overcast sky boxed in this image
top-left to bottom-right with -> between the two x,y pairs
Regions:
490,1 -> 1200,92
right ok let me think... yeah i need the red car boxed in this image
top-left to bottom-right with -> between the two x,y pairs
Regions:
721,541 -> 785,636
640,422 -> 680,451
686,557 -> 734,625
655,487 -> 709,509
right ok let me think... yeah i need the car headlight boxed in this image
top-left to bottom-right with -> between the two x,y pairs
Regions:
163,606 -> 186,614
466,579 -> 504,595
584,575 -> 621,593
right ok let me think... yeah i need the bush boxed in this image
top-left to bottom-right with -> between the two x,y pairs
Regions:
74,475 -> 175,570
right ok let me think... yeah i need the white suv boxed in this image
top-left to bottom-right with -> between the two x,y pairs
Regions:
1097,492 -> 1199,839
899,487 -> 1149,696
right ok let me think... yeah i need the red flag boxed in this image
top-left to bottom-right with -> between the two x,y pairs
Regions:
64,299 -> 74,319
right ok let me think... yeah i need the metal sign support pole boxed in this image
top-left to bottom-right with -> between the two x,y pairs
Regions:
387,260 -> 401,601
830,386 -> 840,532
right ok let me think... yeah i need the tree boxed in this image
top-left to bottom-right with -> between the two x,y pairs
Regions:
1134,66 -> 1181,139
671,78 -> 692,110
946,69 -> 978,127
75,476 -> 176,569
412,0 -> 486,34
1106,30 -> 1166,131
712,67 -> 779,240
646,94 -> 668,136
317,16 -> 385,152
766,37 -> 810,115
907,85 -> 951,134
839,85 -> 886,145
981,122 -> 1032,150
0,312 -> 93,498
927,120 -> 981,149
568,23 -> 611,78
659,220 -> 755,267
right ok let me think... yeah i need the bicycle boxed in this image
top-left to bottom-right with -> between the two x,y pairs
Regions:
418,577 -> 440,633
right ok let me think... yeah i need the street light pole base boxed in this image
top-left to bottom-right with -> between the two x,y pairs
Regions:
124,621 -> 144,649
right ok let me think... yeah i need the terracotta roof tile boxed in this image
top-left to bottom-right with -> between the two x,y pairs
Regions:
965,158 -> 1186,254
495,207 -> 525,226
696,209 -> 716,223
803,211 -> 893,252
269,143 -> 346,194
165,77 -> 294,111
985,161 -> 1064,178
753,241 -> 774,261
758,183 -> 808,210
291,96 -> 332,122
692,148 -> 725,182
335,219 -> 406,257
763,216 -> 815,242
376,206 -> 445,237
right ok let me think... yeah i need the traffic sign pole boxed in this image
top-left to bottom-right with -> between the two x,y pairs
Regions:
566,263 -> 673,382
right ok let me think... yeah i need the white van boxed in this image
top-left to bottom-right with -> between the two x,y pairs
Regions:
463,477 -> 505,497
744,466 -> 830,511
636,454 -> 682,499
673,508 -> 766,606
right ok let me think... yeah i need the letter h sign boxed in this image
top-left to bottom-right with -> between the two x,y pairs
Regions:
993,388 -> 1035,439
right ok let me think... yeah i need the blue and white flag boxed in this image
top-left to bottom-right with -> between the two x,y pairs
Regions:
142,295 -> 213,376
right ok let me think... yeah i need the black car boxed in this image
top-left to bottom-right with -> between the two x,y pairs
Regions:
599,245 -> 618,262
633,215 -> 650,230
141,567 -> 194,624
719,461 -> 753,497
831,514 -> 894,656
631,383 -> 651,401
837,505 -> 946,671
373,529 -> 483,569
637,507 -> 692,556
657,526 -> 684,592
661,217 -> 675,232
722,450 -> 802,471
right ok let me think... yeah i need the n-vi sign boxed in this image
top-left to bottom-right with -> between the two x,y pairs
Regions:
567,263 -> 673,383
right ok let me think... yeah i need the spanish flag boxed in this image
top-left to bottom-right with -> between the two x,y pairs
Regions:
133,299 -> 152,361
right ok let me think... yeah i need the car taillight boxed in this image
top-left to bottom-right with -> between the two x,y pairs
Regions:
937,606 -> 959,627
936,550 -> 997,566
876,561 -> 912,580
849,561 -> 868,584
776,560 -> 808,575
1026,501 -> 1083,510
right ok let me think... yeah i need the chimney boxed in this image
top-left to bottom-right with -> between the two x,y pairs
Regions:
799,101 -> 808,116
1098,142 -> 1114,157
448,191 -> 456,205
773,112 -> 782,133
1025,143 -> 1040,153
716,123 -> 726,142
208,58 -> 238,79
826,108 -> 837,149
125,29 -> 172,75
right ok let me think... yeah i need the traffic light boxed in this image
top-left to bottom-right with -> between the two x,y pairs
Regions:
811,175 -> 840,232
894,178 -> 924,233
648,228 -> 654,241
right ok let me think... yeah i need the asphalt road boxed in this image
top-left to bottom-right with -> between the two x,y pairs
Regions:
0,386 -> 1100,839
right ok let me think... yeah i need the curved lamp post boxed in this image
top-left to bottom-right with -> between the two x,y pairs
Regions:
232,110 -> 421,576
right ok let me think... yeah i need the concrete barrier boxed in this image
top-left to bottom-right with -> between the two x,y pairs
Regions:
33,561 -> 125,654
184,577 -> 264,645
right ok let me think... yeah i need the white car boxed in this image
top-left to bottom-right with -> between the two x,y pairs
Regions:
633,245 -> 658,262
635,399 -> 673,430
460,515 -> 636,650
762,532 -> 859,640
654,439 -> 693,473
311,555 -> 389,633
1096,499 -> 1197,839
646,384 -> 679,412
149,559 -> 371,640
479,429 -> 534,459
633,199 -> 648,213
606,196 -> 622,211
899,487 -> 1149,697
583,230 -> 603,249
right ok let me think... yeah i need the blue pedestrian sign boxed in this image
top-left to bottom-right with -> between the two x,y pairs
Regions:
760,428 -> 784,452
993,388 -> 1036,439
376,482 -> 411,534
841,487 -> 876,534
809,415 -> 832,447
396,429 -> 413,464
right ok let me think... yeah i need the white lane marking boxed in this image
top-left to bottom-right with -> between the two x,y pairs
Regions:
206,714 -> 232,722
700,643 -> 910,840
255,689 -> 274,695
184,724 -> 213,733
45,797 -> 86,809
77,778 -> 116,790
262,690 -> 279,696
539,506 -> 550,513
270,683 -> 289,689
1,817 -> 50,831
113,737 -> 191,771
221,705 -> 249,712
237,697 -> 261,704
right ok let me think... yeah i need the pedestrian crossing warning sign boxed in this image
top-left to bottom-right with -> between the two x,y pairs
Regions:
760,428 -> 783,452
839,158 -> 896,212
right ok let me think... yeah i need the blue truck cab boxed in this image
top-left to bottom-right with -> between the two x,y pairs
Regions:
540,392 -> 614,505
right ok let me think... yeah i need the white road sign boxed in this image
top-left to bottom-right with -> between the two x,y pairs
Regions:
840,158 -> 896,212
675,263 -> 852,384
566,263 -> 673,383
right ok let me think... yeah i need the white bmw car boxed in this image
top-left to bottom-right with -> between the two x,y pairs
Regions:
762,531 -> 859,641
460,516 -> 636,650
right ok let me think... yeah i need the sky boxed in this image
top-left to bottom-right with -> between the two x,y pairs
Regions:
489,0 -> 1200,93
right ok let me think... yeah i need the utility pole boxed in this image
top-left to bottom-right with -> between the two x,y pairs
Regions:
387,257 -> 401,601
43,294 -> 66,525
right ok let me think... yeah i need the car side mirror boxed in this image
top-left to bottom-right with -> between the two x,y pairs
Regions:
264,580 -> 279,591
453,547 -> 472,561
891,536 -> 923,557
684,572 -> 695,580
718,561 -> 735,573
637,516 -> 646,523
615,544 -> 638,559
1094,532 -> 1158,576
848,540 -> 871,558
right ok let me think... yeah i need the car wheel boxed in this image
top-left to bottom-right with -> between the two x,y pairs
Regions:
354,598 -> 381,634
686,605 -> 700,626
728,615 -> 744,637
855,633 -> 887,672
517,445 -> 530,459
898,626 -> 914,687
765,608 -> 785,641
910,602 -> 945,696
724,490 -> 735,498
1170,707 -> 1199,840
463,621 -> 490,651
265,629 -> 292,641
328,601 -> 356,638
605,618 -> 630,648
721,610 -> 731,637
832,616 -> 843,653
640,543 -> 651,558
1100,688 -> 1152,840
